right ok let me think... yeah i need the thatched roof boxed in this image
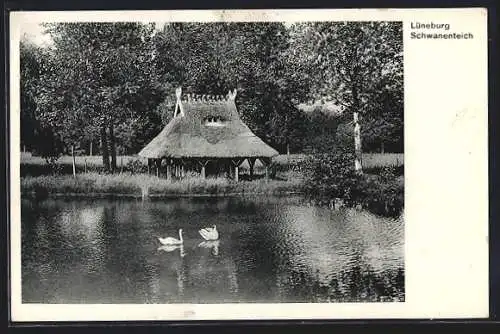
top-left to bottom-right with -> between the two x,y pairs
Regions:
139,88 -> 279,159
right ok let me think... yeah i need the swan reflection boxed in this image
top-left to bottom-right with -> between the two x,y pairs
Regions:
158,244 -> 186,258
198,240 -> 220,256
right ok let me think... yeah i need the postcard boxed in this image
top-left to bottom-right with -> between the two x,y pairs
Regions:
8,8 -> 488,321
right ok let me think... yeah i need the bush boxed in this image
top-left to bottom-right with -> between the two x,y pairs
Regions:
303,146 -> 404,217
352,175 -> 403,217
303,146 -> 361,205
126,158 -> 147,174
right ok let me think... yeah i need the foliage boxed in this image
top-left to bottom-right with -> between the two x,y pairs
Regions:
303,146 -> 361,204
303,145 -> 403,217
20,38 -> 53,153
293,22 -> 403,163
153,22 -> 312,152
34,126 -> 65,166
125,158 -> 148,174
35,22 -> 165,171
352,174 -> 404,218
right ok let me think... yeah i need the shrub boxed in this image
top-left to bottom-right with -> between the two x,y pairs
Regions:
126,158 -> 147,174
303,145 -> 404,217
353,175 -> 403,217
303,146 -> 362,205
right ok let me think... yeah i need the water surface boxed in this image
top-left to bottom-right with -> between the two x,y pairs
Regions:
21,196 -> 404,303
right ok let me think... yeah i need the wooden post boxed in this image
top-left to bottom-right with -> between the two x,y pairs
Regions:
156,159 -> 159,177
197,159 -> 209,178
248,158 -> 256,179
84,158 -> 87,173
260,157 -> 270,181
120,155 -> 124,174
226,160 -> 232,178
231,159 -> 242,182
90,141 -> 93,156
166,160 -> 171,181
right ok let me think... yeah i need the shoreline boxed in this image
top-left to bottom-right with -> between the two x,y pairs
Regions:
21,191 -> 304,199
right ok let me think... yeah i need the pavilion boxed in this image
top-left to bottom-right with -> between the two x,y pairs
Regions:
138,87 -> 279,181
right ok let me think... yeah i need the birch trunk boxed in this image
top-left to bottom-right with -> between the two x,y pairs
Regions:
100,125 -> 110,172
109,122 -> 117,173
353,111 -> 363,174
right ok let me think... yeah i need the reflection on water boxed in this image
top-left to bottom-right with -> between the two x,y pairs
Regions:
21,196 -> 404,304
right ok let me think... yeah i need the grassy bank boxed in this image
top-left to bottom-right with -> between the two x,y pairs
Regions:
21,172 -> 305,198
20,152 -> 404,217
20,153 -> 404,177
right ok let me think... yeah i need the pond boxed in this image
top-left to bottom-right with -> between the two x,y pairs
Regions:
21,196 -> 404,304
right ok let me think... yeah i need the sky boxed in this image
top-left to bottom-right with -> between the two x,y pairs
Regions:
22,21 -> 294,47
21,21 -> 168,47
21,22 -> 53,46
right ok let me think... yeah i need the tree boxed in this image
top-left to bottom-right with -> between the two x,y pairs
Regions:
153,22 -> 311,152
37,22 -> 165,173
296,22 -> 403,172
20,38 -> 47,153
361,80 -> 403,153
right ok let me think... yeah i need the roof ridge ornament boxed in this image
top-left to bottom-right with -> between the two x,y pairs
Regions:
227,89 -> 237,101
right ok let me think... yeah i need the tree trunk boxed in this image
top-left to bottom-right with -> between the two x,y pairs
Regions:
100,125 -> 110,172
381,141 -> 385,154
109,122 -> 117,173
352,80 -> 363,174
71,145 -> 76,177
286,143 -> 290,156
90,141 -> 93,156
353,111 -> 363,174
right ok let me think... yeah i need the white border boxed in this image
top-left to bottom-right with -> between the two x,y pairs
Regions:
10,8 -> 489,321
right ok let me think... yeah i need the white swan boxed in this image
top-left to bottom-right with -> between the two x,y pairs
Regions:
199,225 -> 219,241
158,229 -> 183,245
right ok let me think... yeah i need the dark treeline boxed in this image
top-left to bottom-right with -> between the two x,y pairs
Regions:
21,22 -> 403,173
